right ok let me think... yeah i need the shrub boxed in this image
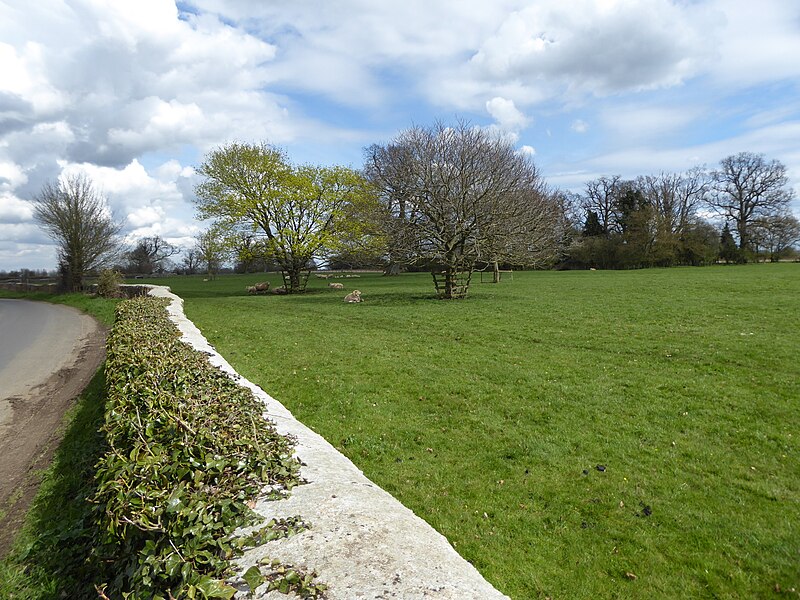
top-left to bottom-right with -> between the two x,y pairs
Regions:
92,296 -> 300,599
96,269 -> 124,298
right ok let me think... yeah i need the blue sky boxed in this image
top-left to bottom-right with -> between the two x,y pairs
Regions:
1,0 -> 799,270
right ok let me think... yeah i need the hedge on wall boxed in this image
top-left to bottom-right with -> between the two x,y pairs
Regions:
91,296 -> 300,599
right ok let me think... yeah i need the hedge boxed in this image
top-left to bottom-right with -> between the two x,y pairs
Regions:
91,296 -> 301,599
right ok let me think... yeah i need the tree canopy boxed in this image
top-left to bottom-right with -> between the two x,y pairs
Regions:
709,152 -> 794,252
365,121 -> 566,298
194,142 -> 370,292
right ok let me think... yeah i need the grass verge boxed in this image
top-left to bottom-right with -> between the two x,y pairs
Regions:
0,289 -> 119,326
0,369 -> 107,599
146,265 -> 800,599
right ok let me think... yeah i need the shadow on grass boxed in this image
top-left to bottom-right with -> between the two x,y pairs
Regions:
0,369 -> 107,600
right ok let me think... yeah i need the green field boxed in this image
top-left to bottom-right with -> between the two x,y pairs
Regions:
146,266 -> 798,599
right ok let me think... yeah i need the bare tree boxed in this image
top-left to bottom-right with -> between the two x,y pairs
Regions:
751,211 -> 800,262
638,168 -> 709,236
582,175 -> 623,235
181,248 -> 200,275
125,236 -> 180,274
366,120 -> 564,298
30,173 -> 122,292
708,152 -> 794,253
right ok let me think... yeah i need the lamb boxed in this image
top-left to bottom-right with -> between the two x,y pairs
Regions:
343,290 -> 362,303
328,282 -> 345,289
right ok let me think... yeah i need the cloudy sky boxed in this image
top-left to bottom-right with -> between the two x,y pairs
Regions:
2,0 -> 799,271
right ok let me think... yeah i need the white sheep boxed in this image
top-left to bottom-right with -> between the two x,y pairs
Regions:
343,290 -> 362,303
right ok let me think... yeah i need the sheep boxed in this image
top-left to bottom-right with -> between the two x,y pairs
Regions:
272,286 -> 287,295
343,290 -> 362,303
247,281 -> 270,294
328,282 -> 345,289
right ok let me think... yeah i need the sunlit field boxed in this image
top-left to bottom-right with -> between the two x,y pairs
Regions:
147,265 -> 798,599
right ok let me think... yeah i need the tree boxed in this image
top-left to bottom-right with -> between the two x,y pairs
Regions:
582,175 -> 622,235
751,211 -> 800,262
366,120 -> 564,298
125,236 -> 180,274
719,223 -> 742,264
194,227 -> 229,279
30,173 -> 122,292
708,152 -> 794,255
194,142 -> 368,292
583,211 -> 605,237
181,248 -> 200,274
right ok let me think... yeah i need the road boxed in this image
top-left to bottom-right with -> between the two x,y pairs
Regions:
0,299 -> 106,557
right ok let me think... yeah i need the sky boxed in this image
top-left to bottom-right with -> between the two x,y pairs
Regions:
1,0 -> 800,271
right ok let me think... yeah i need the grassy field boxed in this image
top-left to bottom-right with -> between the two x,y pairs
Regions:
148,266 -> 798,599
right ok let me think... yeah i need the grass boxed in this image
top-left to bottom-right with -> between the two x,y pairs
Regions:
0,370 -> 107,599
144,265 -> 800,599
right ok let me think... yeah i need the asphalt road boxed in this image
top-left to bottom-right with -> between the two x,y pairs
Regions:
0,299 -> 106,556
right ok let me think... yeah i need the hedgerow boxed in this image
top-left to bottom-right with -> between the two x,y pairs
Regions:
92,296 -> 301,599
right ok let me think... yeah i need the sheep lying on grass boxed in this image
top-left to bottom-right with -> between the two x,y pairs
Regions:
343,290 -> 362,303
328,282 -> 345,289
247,281 -> 270,294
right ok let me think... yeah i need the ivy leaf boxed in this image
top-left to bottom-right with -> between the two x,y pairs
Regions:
195,575 -> 236,599
243,565 -> 266,595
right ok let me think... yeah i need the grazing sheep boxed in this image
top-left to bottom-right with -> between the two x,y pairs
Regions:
343,290 -> 362,303
328,282 -> 345,289
246,285 -> 257,294
316,274 -> 331,279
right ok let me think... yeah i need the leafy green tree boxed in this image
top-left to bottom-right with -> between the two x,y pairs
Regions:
194,227 -> 230,279
583,211 -> 605,237
719,223 -> 742,264
195,142 -> 369,292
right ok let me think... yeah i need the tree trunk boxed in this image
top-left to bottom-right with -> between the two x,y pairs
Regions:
287,268 -> 302,293
383,263 -> 403,276
444,267 -> 456,299
492,260 -> 500,284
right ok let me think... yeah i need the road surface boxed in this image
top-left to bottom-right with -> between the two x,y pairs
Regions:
0,299 -> 106,557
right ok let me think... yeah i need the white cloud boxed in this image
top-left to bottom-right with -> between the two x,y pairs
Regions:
571,119 -> 589,134
710,0 -> 800,87
2,0 -> 800,269
518,145 -> 536,157
0,195 -> 33,224
600,105 -> 702,142
486,97 -> 530,131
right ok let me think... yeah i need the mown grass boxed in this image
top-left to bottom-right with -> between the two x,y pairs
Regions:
151,266 -> 797,598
